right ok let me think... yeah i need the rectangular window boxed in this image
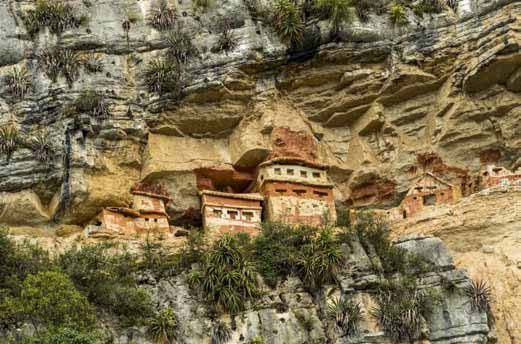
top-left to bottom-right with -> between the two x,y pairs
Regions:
313,191 -> 328,198
294,189 -> 307,196
300,171 -> 307,177
312,172 -> 321,178
274,168 -> 281,175
287,169 -> 294,175
212,209 -> 223,217
422,194 -> 436,206
275,189 -> 286,194
228,210 -> 239,220
242,211 -> 254,221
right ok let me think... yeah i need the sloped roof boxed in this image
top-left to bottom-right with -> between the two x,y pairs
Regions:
200,190 -> 264,201
258,157 -> 328,170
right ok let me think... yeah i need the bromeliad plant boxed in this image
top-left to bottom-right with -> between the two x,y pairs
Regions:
166,27 -> 199,65
144,58 -> 183,96
149,0 -> 177,31
271,0 -> 305,45
189,235 -> 259,314
314,0 -> 353,37
22,0 -> 86,37
465,279 -> 492,313
0,125 -> 20,162
71,90 -> 111,119
327,297 -> 362,338
27,130 -> 54,164
372,277 -> 439,343
147,307 -> 177,344
38,47 -> 81,87
389,1 -> 409,26
4,66 -> 32,100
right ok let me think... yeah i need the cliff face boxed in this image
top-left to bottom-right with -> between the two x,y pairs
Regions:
0,0 -> 520,342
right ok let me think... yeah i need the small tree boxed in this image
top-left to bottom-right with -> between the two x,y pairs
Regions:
147,307 -> 177,344
20,271 -> 96,330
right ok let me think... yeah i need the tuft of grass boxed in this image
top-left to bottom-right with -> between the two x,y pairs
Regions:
372,277 -> 439,343
144,58 -> 183,96
0,125 -> 20,162
271,0 -> 304,45
22,0 -> 86,37
327,297 -> 362,337
81,53 -> 104,74
38,48 -> 81,87
465,279 -> 492,313
389,2 -> 408,26
211,321 -> 232,344
147,307 -> 177,344
149,0 -> 177,31
165,28 -> 199,65
27,130 -> 54,164
189,235 -> 259,314
4,66 -> 32,100
69,90 -> 111,119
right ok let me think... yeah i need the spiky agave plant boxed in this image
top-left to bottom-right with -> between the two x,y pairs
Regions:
82,53 -> 104,74
165,28 -> 199,64
314,0 -> 353,37
295,229 -> 343,290
212,19 -> 237,53
4,66 -> 32,99
38,47 -> 81,87
271,0 -> 305,45
211,321 -> 232,344
144,58 -> 183,96
72,90 -> 111,119
372,278 -> 438,342
465,279 -> 492,313
0,125 -> 20,162
149,0 -> 177,31
327,297 -> 362,337
192,235 -> 259,314
22,0 -> 84,37
28,130 -> 54,163
147,307 -> 177,344
388,1 -> 408,26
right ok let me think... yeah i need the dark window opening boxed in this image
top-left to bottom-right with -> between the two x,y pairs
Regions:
274,168 -> 281,175
228,210 -> 239,220
422,194 -> 436,206
294,189 -> 306,196
313,191 -> 328,198
213,209 -> 223,217
287,169 -> 294,175
276,189 -> 286,194
483,172 -> 488,176
243,211 -> 254,221
300,171 -> 307,177
312,172 -> 320,178
403,210 -> 407,219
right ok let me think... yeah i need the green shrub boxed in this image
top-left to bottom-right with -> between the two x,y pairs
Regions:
465,279 -> 492,313
327,297 -> 362,337
147,307 -> 177,344
22,0 -> 86,37
248,336 -> 265,344
314,0 -> 353,36
190,235 -> 259,314
4,66 -> 32,99
172,228 -> 207,271
140,236 -> 179,278
27,130 -> 54,163
20,271 -> 96,330
58,244 -> 153,326
19,327 -> 102,344
166,28 -> 199,65
372,277 -> 439,343
271,0 -> 304,45
38,48 -> 81,86
351,0 -> 372,21
389,2 -> 408,26
70,90 -> 111,119
149,0 -> 177,31
211,321 -> 232,344
0,125 -> 20,162
144,58 -> 183,95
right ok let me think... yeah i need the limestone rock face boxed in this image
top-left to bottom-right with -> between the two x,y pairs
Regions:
393,189 -> 521,344
123,236 -> 490,344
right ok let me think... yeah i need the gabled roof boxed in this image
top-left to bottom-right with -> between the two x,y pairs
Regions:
411,172 -> 453,188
